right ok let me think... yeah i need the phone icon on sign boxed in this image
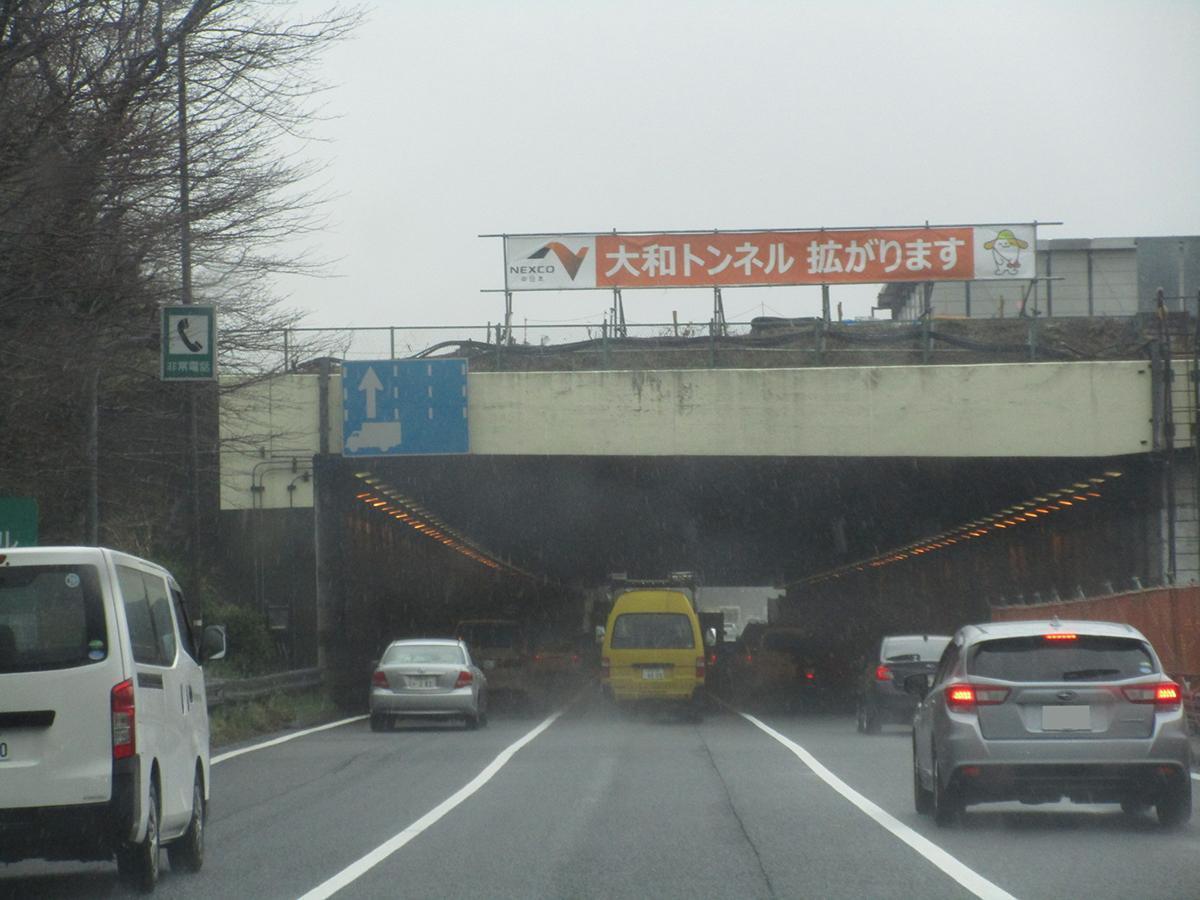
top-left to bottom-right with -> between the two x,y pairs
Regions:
177,318 -> 203,353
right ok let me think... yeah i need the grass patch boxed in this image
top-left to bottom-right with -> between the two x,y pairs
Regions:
209,688 -> 341,748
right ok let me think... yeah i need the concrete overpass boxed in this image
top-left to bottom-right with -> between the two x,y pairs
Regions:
222,359 -> 1154,469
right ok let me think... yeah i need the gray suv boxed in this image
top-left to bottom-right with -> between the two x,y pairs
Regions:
910,619 -> 1192,827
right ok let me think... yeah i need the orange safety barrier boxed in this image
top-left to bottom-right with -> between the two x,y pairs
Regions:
990,586 -> 1200,675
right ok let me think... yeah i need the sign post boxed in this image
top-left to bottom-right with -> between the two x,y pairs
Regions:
161,304 -> 217,381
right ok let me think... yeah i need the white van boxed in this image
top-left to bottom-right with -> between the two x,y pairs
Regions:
0,547 -> 226,891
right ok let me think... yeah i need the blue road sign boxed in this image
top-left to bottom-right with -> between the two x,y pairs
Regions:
342,359 -> 468,456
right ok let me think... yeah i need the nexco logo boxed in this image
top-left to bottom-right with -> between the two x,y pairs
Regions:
516,242 -> 589,280
509,264 -> 557,275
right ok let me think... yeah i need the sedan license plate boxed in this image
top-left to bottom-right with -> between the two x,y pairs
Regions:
1042,705 -> 1091,731
408,676 -> 437,689
641,668 -> 666,681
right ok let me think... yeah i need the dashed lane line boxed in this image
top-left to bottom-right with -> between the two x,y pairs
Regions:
740,712 -> 1018,900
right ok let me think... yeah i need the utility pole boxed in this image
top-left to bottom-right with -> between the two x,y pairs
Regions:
178,35 -> 201,595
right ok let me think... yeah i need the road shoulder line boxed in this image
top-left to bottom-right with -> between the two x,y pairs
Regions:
211,715 -> 369,765
740,712 -> 1018,900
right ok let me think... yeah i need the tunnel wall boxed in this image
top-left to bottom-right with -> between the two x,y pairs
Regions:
991,587 -> 1200,675
779,464 -> 1159,675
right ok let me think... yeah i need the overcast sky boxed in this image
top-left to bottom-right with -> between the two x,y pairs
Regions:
277,0 -> 1200,338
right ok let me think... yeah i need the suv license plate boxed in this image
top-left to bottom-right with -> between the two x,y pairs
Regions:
1042,705 -> 1091,731
641,668 -> 666,681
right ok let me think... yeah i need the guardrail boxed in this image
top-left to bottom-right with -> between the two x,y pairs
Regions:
206,667 -> 323,709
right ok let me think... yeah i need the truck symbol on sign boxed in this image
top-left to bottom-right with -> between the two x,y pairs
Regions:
345,422 -> 404,453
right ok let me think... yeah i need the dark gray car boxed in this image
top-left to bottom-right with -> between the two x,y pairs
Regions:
910,619 -> 1192,827
856,634 -> 951,733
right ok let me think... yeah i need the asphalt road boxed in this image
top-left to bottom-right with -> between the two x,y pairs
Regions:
3,687 -> 1198,899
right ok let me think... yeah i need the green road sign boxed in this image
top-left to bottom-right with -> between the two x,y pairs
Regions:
161,304 -> 217,381
0,497 -> 38,547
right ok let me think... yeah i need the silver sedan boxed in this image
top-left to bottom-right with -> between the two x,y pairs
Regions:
370,639 -> 488,731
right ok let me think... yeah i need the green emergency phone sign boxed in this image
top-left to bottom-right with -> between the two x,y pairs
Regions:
0,497 -> 38,547
161,305 -> 217,381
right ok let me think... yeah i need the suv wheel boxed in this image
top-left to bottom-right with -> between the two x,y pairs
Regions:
932,757 -> 961,827
1157,774 -> 1192,828
913,743 -> 933,815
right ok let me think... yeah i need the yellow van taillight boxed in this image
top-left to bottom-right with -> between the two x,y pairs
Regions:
695,657 -> 706,680
111,679 -> 135,760
600,656 -> 610,680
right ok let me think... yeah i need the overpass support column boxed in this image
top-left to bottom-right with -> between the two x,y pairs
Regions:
1163,453 -> 1200,585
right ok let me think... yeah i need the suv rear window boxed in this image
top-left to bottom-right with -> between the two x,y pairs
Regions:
611,613 -> 694,649
0,565 -> 107,673
969,635 -> 1156,682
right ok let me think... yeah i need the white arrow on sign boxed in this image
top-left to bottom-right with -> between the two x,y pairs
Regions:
358,366 -> 383,420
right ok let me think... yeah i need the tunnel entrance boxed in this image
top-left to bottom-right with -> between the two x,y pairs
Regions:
313,452 -> 1156,706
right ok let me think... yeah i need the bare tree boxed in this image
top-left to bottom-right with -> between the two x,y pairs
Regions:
0,1 -> 359,552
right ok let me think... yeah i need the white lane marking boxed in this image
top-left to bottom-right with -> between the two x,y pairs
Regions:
740,712 -> 1018,900
297,709 -> 564,900
211,716 -> 368,765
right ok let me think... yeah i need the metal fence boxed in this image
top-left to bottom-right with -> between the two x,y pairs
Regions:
223,314 -> 1165,374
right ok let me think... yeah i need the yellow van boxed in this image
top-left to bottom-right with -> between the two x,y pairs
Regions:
601,589 -> 706,719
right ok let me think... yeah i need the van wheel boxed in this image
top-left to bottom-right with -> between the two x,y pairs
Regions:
117,778 -> 160,892
168,774 -> 205,873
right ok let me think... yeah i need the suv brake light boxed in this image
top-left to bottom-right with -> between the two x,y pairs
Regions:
600,656 -> 610,680
111,679 -> 135,760
695,657 -> 706,680
454,670 -> 473,689
945,682 -> 1009,711
874,664 -> 892,681
1123,682 -> 1181,710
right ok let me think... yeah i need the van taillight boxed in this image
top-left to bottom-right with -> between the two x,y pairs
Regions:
111,679 -> 135,760
875,664 -> 892,681
600,656 -> 610,680
944,683 -> 1009,711
454,670 -> 473,688
1123,682 -> 1182,710
695,657 -> 706,680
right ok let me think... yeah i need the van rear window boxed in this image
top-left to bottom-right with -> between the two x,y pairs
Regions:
611,613 -> 694,650
0,565 -> 107,673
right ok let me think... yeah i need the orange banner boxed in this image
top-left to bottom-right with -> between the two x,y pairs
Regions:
594,228 -> 975,288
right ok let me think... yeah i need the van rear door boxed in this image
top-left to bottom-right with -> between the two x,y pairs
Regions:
0,560 -> 123,809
